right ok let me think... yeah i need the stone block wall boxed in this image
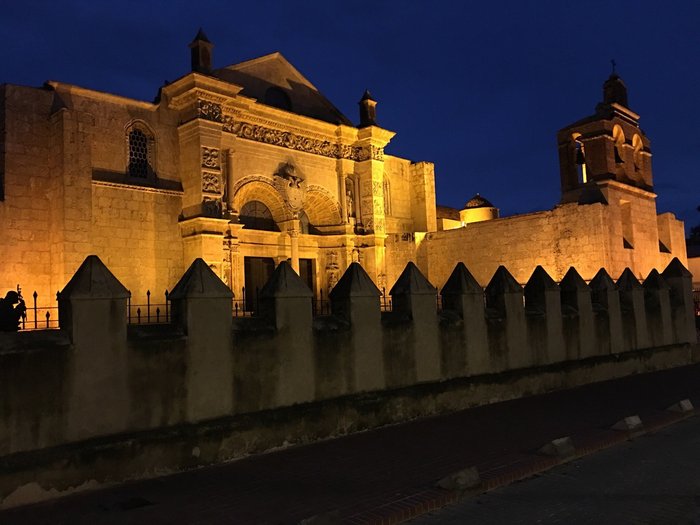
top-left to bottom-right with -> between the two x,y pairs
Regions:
421,197 -> 688,290
0,85 -> 55,298
90,184 -> 184,300
0,255 -> 696,455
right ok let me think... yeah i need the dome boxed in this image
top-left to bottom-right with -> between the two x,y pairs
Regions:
463,194 -> 495,209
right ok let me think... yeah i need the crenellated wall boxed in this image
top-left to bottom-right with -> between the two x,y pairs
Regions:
0,255 -> 696,507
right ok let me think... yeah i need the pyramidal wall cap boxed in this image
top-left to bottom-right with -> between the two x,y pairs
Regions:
441,262 -> 482,296
260,261 -> 313,299
329,262 -> 381,299
662,257 -> 692,279
486,266 -> 523,294
525,266 -> 558,292
617,268 -> 642,290
590,268 -> 617,291
390,262 -> 437,296
60,255 -> 130,299
643,269 -> 670,290
169,258 -> 233,300
560,267 -> 590,291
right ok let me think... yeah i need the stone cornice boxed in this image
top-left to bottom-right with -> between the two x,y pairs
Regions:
92,180 -> 183,196
46,81 -> 156,110
164,73 -> 243,110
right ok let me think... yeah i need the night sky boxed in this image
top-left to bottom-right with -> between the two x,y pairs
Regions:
3,1 -> 698,233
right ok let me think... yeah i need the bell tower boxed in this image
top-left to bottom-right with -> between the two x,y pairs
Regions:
557,65 -> 653,203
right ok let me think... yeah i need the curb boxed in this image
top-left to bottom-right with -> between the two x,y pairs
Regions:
343,410 -> 695,524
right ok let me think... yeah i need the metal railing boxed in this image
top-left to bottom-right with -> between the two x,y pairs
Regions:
18,290 -> 60,330
127,290 -> 170,324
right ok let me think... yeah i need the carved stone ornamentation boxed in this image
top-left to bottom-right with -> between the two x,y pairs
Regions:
370,145 -> 384,161
202,172 -> 221,194
198,100 -> 222,122
221,115 -> 379,162
202,147 -> 220,169
325,250 -> 340,292
274,162 -> 306,211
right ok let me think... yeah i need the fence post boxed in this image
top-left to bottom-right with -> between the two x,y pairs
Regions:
32,291 -> 38,329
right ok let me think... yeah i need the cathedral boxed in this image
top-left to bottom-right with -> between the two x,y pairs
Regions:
0,30 -> 688,309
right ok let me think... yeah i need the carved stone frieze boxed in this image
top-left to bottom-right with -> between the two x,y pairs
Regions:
370,145 -> 384,161
198,99 -> 222,122
202,172 -> 221,194
202,147 -> 220,169
221,115 -> 384,162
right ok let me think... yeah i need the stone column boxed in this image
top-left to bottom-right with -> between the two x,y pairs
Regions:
524,266 -> 565,365
661,258 -> 697,344
330,262 -> 384,392
390,262 -> 440,382
169,258 -> 234,422
259,261 -> 315,405
560,267 -> 596,360
58,255 -> 130,442
590,268 -> 624,354
290,226 -> 300,274
441,262 -> 490,375
617,268 -> 649,350
226,148 -> 235,212
354,126 -> 394,283
485,266 -> 528,371
642,269 -> 673,347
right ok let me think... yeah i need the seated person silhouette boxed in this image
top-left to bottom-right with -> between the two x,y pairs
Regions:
0,291 -> 26,331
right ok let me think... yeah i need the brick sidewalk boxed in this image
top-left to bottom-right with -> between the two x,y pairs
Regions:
3,363 -> 700,525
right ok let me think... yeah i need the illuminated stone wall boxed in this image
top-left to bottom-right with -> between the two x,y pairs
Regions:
421,194 -> 687,288
90,184 -> 184,301
0,85 -> 55,300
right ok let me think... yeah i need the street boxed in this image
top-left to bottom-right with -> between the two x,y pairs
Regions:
412,415 -> 700,524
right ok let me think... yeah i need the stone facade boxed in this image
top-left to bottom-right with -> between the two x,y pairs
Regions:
0,33 -> 688,305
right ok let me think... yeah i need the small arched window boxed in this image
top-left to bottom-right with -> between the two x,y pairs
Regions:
240,200 -> 279,231
632,134 -> 643,172
612,125 -> 625,165
126,122 -> 156,179
264,87 -> 292,111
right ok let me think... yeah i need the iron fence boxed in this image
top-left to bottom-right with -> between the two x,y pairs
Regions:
380,288 -> 393,312
17,289 -> 60,330
127,290 -> 170,324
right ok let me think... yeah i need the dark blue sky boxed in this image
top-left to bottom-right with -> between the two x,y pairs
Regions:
3,1 -> 698,232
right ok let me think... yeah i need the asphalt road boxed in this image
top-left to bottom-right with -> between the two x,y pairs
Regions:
411,414 -> 700,524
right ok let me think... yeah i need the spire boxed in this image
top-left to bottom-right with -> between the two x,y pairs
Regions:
358,89 -> 377,127
193,28 -> 211,43
603,60 -> 628,107
188,28 -> 213,74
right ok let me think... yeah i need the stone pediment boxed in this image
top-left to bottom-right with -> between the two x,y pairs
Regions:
215,52 -> 352,126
